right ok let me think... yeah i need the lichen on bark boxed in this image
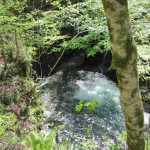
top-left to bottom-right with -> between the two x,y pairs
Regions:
102,0 -> 145,149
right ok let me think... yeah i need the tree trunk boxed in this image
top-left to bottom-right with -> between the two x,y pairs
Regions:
0,34 -> 7,69
102,0 -> 145,149
14,28 -> 19,66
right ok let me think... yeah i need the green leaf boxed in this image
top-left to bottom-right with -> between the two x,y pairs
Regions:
89,104 -> 95,110
79,98 -> 85,104
91,99 -> 99,107
84,102 -> 91,107
75,104 -> 83,112
52,1 -> 60,6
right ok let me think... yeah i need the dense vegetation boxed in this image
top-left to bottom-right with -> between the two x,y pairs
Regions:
0,0 -> 149,149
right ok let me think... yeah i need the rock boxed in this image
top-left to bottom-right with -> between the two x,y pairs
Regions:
57,53 -> 86,71
38,71 -> 63,89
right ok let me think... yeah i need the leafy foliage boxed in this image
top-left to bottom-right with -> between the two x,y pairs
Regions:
47,0 -> 110,56
0,0 -> 38,77
0,113 -> 19,137
75,98 -> 99,112
129,0 -> 150,45
27,130 -> 56,150
0,0 -> 149,79
27,125 -> 70,150
0,112 -> 24,149
1,91 -> 12,105
129,0 -> 150,87
0,76 -> 42,149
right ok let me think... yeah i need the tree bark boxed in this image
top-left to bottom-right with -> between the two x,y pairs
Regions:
102,0 -> 145,149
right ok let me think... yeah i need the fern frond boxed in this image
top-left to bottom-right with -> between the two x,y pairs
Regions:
44,129 -> 57,150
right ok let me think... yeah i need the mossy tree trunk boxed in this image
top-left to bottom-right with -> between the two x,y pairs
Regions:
102,0 -> 145,149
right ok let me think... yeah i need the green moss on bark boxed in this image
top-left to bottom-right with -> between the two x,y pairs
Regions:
102,1 -> 115,12
131,88 -> 138,98
139,112 -> 144,128
127,139 -> 145,150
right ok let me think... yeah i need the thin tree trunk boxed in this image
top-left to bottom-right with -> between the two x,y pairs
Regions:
14,28 -> 19,66
102,0 -> 145,149
0,34 -> 7,69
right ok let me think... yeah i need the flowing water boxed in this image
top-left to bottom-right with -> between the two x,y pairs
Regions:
39,69 -> 125,149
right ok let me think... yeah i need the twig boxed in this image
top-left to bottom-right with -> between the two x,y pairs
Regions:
47,31 -> 85,76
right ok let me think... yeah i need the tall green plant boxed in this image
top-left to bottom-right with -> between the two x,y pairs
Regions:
27,125 -> 67,150
28,130 -> 56,150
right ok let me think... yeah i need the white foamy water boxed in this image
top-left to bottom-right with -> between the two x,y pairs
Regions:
74,71 -> 120,105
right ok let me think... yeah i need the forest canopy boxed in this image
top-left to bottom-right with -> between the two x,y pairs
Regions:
0,0 -> 149,80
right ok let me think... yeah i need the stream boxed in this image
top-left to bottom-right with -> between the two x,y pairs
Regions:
39,69 -> 149,149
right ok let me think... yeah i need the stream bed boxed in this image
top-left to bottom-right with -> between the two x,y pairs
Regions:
39,69 -> 126,149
